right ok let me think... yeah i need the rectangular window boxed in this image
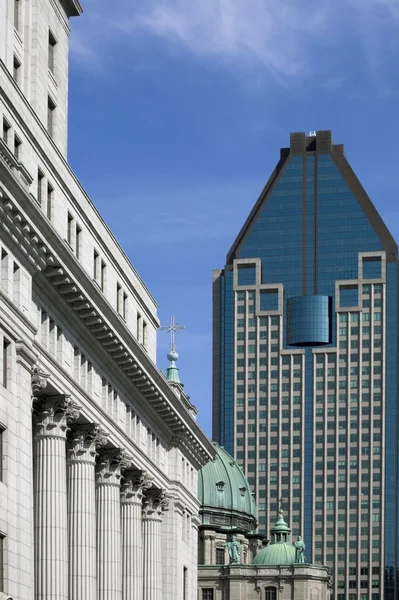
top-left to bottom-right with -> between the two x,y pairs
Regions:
47,183 -> 53,220
202,590 -> 214,600
123,292 -> 128,320
14,134 -> 21,160
13,54 -> 21,85
0,533 -> 4,591
143,321 -> 147,348
2,119 -> 10,145
48,30 -> 57,74
37,169 -> 44,205
13,262 -> 20,305
216,547 -> 225,565
0,427 -> 3,482
117,284 -> 123,315
137,313 -> 142,341
100,260 -> 106,291
75,224 -> 82,260
2,338 -> 10,388
67,213 -> 74,246
183,566 -> 187,600
14,0 -> 20,30
47,96 -> 56,138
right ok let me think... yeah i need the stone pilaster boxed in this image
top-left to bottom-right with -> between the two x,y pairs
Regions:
120,470 -> 152,600
33,396 -> 80,600
142,489 -> 169,600
67,424 -> 108,600
96,449 -> 130,600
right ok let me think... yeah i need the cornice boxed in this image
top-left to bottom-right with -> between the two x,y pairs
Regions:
0,180 -> 214,468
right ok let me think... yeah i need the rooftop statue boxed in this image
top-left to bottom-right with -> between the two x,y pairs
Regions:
224,535 -> 241,565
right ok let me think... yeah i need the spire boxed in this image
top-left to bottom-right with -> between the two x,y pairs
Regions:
269,498 -> 291,543
160,316 -> 185,388
166,350 -> 183,387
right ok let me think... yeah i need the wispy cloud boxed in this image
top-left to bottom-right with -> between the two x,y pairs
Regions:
72,0 -> 399,89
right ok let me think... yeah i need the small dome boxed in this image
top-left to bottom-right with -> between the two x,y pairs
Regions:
198,443 -> 257,529
252,542 -> 297,566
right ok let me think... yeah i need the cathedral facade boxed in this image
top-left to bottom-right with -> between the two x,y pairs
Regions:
0,1 -> 214,599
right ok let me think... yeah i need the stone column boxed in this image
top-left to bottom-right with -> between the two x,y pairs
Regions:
142,490 -> 169,600
67,424 -> 108,600
120,470 -> 152,600
33,395 -> 80,600
96,449 -> 130,600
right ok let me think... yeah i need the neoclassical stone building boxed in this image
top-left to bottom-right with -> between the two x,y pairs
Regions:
198,444 -> 332,600
0,1 -> 214,599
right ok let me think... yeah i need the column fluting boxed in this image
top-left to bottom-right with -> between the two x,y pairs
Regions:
96,449 -> 130,600
121,470 -> 152,600
67,424 -> 108,600
142,490 -> 169,600
33,396 -> 80,600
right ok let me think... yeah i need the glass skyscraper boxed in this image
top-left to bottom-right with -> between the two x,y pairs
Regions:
212,131 -> 399,600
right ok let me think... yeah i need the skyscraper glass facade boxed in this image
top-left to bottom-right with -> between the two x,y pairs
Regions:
212,131 -> 399,600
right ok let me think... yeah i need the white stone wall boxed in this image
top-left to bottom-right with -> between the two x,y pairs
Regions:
0,0 -> 72,155
0,4 -> 159,364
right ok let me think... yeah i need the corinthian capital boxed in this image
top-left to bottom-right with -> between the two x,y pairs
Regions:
142,489 -> 169,519
33,396 -> 81,438
121,470 -> 153,504
67,423 -> 109,463
31,364 -> 50,395
96,449 -> 131,486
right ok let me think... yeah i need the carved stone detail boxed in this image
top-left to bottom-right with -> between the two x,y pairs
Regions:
96,449 -> 131,486
67,424 -> 109,464
31,364 -> 50,395
33,396 -> 80,438
142,489 -> 169,519
121,470 -> 152,504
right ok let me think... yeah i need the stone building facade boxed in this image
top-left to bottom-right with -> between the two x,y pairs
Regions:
0,1 -> 214,599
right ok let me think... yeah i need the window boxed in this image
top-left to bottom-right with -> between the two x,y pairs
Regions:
202,590 -> 214,600
2,338 -> 10,388
67,213 -> 74,246
47,183 -> 53,220
14,134 -> 21,160
143,321 -> 147,348
14,0 -> 20,30
0,427 -> 3,481
13,54 -> 21,85
183,566 -> 187,600
37,169 -> 44,205
75,224 -> 82,260
100,260 -> 106,291
2,119 -> 10,145
216,547 -> 225,565
48,30 -> 57,74
0,533 -> 4,591
137,313 -> 142,341
47,96 -> 56,137
265,587 -> 277,600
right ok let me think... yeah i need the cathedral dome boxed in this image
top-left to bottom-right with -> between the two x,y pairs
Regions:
252,510 -> 307,566
198,443 -> 257,532
252,542 -> 297,566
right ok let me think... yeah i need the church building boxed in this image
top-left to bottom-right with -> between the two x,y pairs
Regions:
197,444 -> 332,600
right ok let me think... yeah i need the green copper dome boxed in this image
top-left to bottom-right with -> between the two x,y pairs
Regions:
252,542 -> 297,566
252,511 -> 307,566
198,443 -> 257,532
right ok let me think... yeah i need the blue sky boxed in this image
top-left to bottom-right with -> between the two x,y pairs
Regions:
67,0 -> 399,438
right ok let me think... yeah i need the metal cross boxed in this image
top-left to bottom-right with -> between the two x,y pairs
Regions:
160,316 -> 185,352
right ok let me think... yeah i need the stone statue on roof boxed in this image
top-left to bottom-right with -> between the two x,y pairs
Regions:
294,535 -> 306,563
224,535 -> 241,564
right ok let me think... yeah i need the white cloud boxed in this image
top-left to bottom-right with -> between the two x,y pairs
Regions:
72,0 -> 399,85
